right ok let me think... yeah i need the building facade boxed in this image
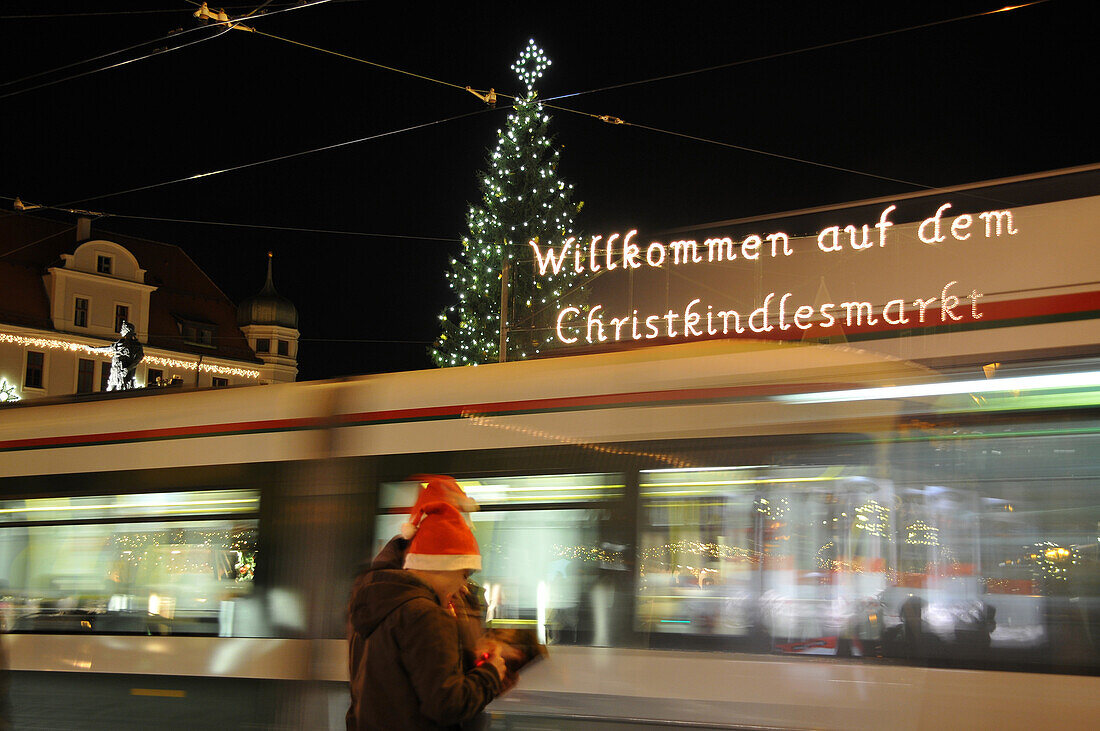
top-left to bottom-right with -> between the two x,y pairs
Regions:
0,213 -> 298,403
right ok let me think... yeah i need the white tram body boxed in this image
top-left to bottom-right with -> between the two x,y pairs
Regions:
1,341 -> 1098,729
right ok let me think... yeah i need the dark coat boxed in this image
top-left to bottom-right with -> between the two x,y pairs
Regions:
346,562 -> 501,731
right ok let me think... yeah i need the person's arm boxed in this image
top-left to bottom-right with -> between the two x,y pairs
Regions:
397,598 -> 503,725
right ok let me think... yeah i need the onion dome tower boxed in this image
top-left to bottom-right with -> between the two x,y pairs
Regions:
238,252 -> 299,383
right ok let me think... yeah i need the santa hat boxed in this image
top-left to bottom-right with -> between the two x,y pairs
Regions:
403,501 -> 482,571
400,475 -> 478,540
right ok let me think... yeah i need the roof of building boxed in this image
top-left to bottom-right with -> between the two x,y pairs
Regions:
0,212 -> 261,364
238,252 -> 299,329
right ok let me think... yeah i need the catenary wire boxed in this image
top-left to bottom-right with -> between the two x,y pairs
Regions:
40,5 -> 1034,213
0,24 -> 211,89
543,2 -> 1048,103
55,106 -> 502,207
578,112 -> 935,190
100,212 -> 461,242
0,25 -> 233,101
217,15 -> 976,192
0,2 -> 362,19
0,0 -> 332,101
247,27 -> 472,94
0,195 -> 461,246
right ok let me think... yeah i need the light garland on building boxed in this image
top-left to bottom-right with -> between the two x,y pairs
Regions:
143,354 -> 260,379
433,39 -> 582,366
1,331 -> 261,379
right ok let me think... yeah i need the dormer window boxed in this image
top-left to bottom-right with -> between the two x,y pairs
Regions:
177,317 -> 217,347
97,255 -> 112,274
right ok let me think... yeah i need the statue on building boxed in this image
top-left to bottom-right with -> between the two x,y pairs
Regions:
91,320 -> 145,391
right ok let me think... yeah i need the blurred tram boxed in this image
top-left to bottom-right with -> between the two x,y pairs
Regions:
1,340 -> 1099,729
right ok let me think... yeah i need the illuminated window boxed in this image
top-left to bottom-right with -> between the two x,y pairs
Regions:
114,304 -> 129,334
74,297 -> 89,328
76,358 -> 95,393
147,368 -> 163,386
0,489 -> 260,635
255,338 -> 270,353
24,350 -> 43,389
97,255 -> 112,274
378,474 -> 623,645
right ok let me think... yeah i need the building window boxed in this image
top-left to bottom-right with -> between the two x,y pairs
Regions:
115,304 -> 129,334
97,255 -> 112,274
179,320 -> 215,347
76,358 -> 95,393
278,340 -> 289,356
74,297 -> 89,328
24,351 -> 44,389
100,361 -> 110,392
255,338 -> 270,353
147,368 -> 164,386
211,377 -> 228,388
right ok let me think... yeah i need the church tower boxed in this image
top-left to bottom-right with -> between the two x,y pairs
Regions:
237,252 -> 299,383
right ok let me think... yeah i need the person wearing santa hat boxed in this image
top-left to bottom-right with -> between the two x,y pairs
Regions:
346,495 -> 506,730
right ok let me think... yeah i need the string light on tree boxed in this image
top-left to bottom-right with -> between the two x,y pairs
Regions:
432,40 -> 582,366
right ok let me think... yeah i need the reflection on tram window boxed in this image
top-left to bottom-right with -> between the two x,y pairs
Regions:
0,490 -> 259,635
636,465 -> 889,650
634,419 -> 1100,670
378,474 -> 624,646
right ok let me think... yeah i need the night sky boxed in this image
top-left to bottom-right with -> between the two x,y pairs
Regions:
1,0 -> 1096,380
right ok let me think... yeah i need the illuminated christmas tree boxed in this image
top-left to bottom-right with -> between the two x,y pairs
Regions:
432,39 -> 582,366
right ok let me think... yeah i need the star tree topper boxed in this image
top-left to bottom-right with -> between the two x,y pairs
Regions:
511,39 -> 551,94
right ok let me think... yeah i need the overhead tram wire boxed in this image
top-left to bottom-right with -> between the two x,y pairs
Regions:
0,24 -> 212,90
0,0 -> 337,101
543,2 -> 1048,103
54,106 -> 501,208
98,212 -> 462,243
0,2 -> 363,20
0,25 -> 233,101
206,22 -> 941,192
48,4 -> 1034,214
0,195 -> 460,246
0,1 -> 331,101
542,103 -> 936,191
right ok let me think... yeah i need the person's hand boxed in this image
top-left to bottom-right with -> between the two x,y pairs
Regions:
486,646 -> 507,680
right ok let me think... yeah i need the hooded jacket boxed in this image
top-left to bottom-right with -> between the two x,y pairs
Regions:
346,558 -> 501,731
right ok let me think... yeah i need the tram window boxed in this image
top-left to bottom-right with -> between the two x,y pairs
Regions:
883,422 -> 1100,667
378,473 -> 624,646
0,489 -> 259,635
636,465 -> 891,650
630,419 -> 1100,672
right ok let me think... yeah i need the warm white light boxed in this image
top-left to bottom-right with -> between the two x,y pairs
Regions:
775,370 -> 1100,404
1,331 -> 260,379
